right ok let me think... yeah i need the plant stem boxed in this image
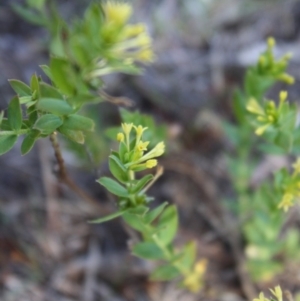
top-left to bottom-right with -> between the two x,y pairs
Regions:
49,132 -> 109,213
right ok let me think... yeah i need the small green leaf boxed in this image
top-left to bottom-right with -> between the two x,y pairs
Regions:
127,205 -> 148,215
34,114 -> 63,134
150,264 -> 180,281
37,98 -> 73,115
123,212 -> 146,232
109,155 -> 128,183
50,57 -> 74,95
40,65 -> 52,80
97,177 -> 128,197
40,82 -> 64,100
177,241 -> 197,270
21,129 -> 40,155
30,74 -> 40,97
62,114 -> 95,131
144,202 -> 168,224
0,135 -> 18,155
132,242 -> 165,260
131,174 -> 153,194
9,80 -> 31,96
8,96 -> 22,131
157,205 -> 178,246
0,111 -> 4,126
58,127 -> 84,144
11,4 -> 46,26
88,210 -> 126,223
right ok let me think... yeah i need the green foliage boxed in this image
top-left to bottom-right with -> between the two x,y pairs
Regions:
92,123 -> 205,292
226,37 -> 300,283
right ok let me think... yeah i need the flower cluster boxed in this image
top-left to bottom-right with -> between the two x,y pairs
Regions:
246,91 -> 289,136
117,123 -> 165,172
182,259 -> 207,293
101,2 -> 154,63
253,286 -> 283,301
276,158 -> 300,212
256,37 -> 294,85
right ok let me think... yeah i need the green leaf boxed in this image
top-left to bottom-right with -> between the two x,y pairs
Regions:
21,129 -> 40,155
132,242 -> 165,260
177,241 -> 197,270
274,131 -> 293,153
58,127 -> 84,144
157,205 -> 178,246
109,155 -> 128,183
50,57 -> 74,95
0,135 -> 18,155
37,98 -> 73,115
150,264 -> 180,281
88,210 -> 126,223
62,114 -> 95,131
39,82 -> 64,100
127,205 -> 148,215
34,114 -> 63,134
144,202 -> 168,224
11,4 -> 46,26
8,96 -> 22,131
131,174 -> 153,194
30,74 -> 40,98
97,177 -> 128,197
40,65 -> 52,80
9,80 -> 31,96
27,0 -> 46,10
0,111 -> 4,126
123,212 -> 146,232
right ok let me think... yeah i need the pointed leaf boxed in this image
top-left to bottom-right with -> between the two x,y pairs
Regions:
40,82 -> 64,99
150,264 -> 180,281
37,98 -> 73,115
88,210 -> 126,223
62,114 -> 95,131
58,127 -> 84,144
123,212 -> 146,232
8,96 -> 22,131
144,202 -> 168,224
9,80 -> 31,96
132,242 -> 165,260
21,129 -> 40,155
157,205 -> 178,246
34,114 -> 63,134
131,174 -> 153,194
97,177 -> 128,197
177,241 -> 197,270
109,155 -> 128,183
0,135 -> 18,155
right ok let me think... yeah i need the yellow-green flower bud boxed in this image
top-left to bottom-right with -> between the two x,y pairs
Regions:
145,159 -> 157,168
278,193 -> 294,212
121,123 -> 133,135
246,98 -> 264,115
279,90 -> 288,103
270,286 -> 283,301
117,132 -> 124,142
267,36 -> 276,48
103,2 -> 132,26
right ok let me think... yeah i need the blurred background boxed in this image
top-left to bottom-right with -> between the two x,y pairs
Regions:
1,0 -> 300,300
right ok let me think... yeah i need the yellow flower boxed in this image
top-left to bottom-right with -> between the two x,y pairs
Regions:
134,125 -> 148,137
103,2 -> 132,26
246,98 -> 264,115
183,259 -> 207,293
270,286 -> 283,301
279,91 -> 288,103
136,48 -> 155,62
123,24 -> 146,37
278,193 -> 294,212
267,36 -> 276,48
292,158 -> 300,175
145,159 -> 157,168
117,132 -> 124,142
121,123 -> 133,135
253,292 -> 270,301
136,141 -> 149,151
